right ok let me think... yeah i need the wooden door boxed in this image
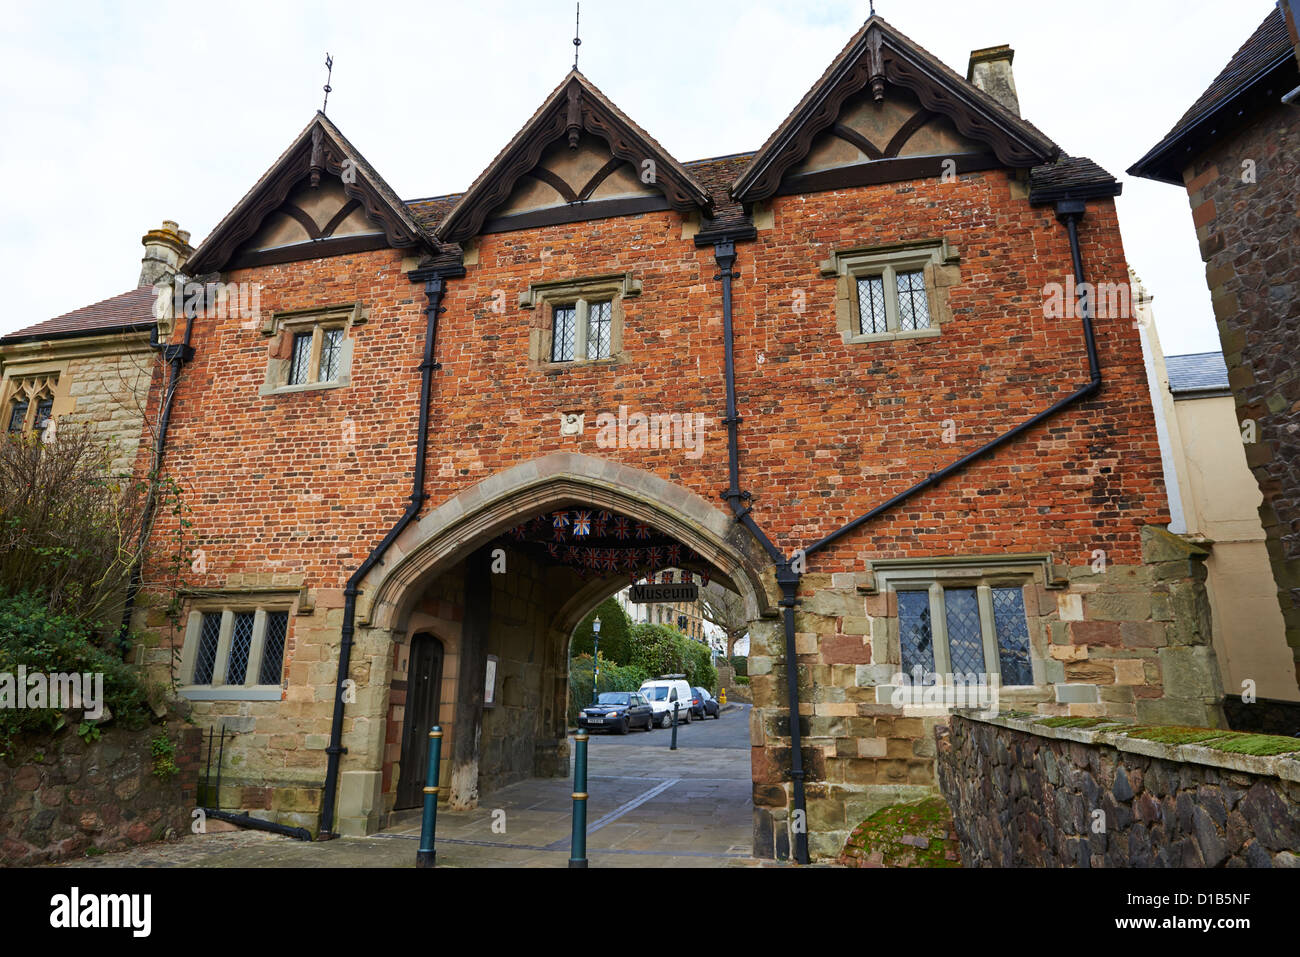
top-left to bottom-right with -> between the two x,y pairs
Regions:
396,634 -> 444,810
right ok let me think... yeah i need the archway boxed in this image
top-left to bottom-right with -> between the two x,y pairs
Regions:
335,453 -> 777,847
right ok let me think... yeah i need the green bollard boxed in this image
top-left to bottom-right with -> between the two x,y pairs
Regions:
670,701 -> 679,750
416,726 -> 443,868
569,732 -> 589,868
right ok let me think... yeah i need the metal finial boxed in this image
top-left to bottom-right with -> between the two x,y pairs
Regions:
870,1 -> 876,15
322,54 -> 334,113
573,2 -> 581,70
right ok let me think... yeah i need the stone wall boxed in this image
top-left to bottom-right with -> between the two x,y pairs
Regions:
61,347 -> 156,476
1181,99 -> 1300,678
936,712 -> 1300,867
0,722 -> 202,867
750,525 -> 1225,861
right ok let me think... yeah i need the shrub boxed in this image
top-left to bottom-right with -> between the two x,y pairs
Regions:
0,592 -> 152,755
730,655 -> 748,677
625,623 -> 716,693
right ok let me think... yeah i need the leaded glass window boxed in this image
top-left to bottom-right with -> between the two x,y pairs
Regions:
34,397 -> 53,433
992,587 -> 1033,686
319,327 -> 344,382
587,301 -> 612,360
193,612 -> 222,685
856,276 -> 888,335
7,400 -> 27,434
896,269 -> 931,330
943,588 -> 986,675
898,589 -> 936,684
288,331 -> 313,385
552,306 -> 577,362
259,612 -> 289,685
225,612 -> 256,685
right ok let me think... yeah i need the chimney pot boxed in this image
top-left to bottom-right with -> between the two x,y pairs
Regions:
967,44 -> 1020,116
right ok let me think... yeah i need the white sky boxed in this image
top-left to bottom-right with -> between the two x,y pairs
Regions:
0,0 -> 1276,351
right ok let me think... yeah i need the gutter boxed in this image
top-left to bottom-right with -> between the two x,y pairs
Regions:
700,194 -> 1103,865
318,255 -> 464,839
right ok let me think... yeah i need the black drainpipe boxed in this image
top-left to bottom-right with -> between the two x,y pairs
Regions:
318,256 -> 463,839
117,300 -> 196,654
704,195 -> 1099,866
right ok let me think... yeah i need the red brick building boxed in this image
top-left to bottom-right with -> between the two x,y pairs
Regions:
130,16 -> 1222,861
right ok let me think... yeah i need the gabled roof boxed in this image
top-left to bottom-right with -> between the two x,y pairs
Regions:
732,15 -> 1060,203
1130,8 -> 1299,184
1,287 -> 157,345
435,70 -> 714,244
185,113 -> 438,275
1166,352 -> 1231,396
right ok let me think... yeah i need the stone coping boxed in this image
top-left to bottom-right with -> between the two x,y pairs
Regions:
955,710 -> 1300,785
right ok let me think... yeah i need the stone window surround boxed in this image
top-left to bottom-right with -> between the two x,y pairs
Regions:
3,372 -> 59,434
259,302 -> 365,396
520,272 -> 641,371
178,598 -> 296,701
868,555 -> 1057,692
820,238 -> 961,345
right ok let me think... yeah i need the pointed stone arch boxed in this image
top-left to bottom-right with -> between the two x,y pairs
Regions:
358,451 -> 778,633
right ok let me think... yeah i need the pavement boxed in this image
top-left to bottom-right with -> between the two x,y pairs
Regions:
53,704 -> 766,868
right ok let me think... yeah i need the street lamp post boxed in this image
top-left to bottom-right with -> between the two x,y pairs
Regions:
591,616 -> 601,703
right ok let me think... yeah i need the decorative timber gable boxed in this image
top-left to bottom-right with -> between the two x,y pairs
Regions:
732,15 -> 1060,203
184,114 -> 438,275
436,70 -> 714,244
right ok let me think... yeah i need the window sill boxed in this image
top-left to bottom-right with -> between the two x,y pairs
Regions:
539,356 -> 623,374
842,328 -> 942,345
179,686 -> 285,701
259,378 -> 349,397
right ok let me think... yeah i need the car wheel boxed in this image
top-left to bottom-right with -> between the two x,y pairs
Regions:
643,714 -> 654,731
617,718 -> 629,735
660,711 -> 671,729
714,707 -> 721,719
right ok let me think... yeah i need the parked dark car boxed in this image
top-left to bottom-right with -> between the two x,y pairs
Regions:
691,687 -> 721,719
578,691 -> 655,734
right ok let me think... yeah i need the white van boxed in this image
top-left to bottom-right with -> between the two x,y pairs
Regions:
639,677 -> 694,728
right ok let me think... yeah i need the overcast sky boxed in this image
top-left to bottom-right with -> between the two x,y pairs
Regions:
0,0 -> 1277,351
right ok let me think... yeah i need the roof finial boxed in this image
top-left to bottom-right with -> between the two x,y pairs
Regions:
573,2 -> 582,71
870,1 -> 876,15
321,53 -> 334,113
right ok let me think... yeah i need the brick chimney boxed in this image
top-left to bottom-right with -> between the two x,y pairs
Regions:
138,220 -> 194,288
967,45 -> 1020,116
1284,0 -> 1300,68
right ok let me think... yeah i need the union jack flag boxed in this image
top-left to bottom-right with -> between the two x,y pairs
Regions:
634,521 -> 651,539
553,523 -> 567,542
572,510 -> 592,537
612,516 -> 630,540
681,570 -> 693,584
666,544 -> 681,564
700,570 -> 710,586
565,546 -> 580,564
585,547 -> 599,567
623,548 -> 640,570
546,543 -> 559,559
594,511 -> 610,536
647,546 -> 662,567
602,549 -> 618,572
511,524 -> 527,540
552,511 -> 569,529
